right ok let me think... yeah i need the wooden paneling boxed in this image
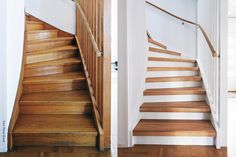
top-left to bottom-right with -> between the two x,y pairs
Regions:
75,0 -> 111,150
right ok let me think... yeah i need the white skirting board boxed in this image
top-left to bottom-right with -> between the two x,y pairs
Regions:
140,112 -> 210,120
133,136 -> 215,146
145,81 -> 202,89
0,146 -> 7,153
144,95 -> 206,102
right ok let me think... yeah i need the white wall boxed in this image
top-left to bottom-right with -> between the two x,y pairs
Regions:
146,0 -> 197,59
118,0 -> 128,147
228,18 -> 236,91
0,0 -> 25,153
25,0 -> 76,34
228,0 -> 236,91
197,0 -> 228,147
111,0 -> 118,155
118,0 -> 147,147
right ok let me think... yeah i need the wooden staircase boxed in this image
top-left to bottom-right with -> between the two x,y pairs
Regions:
133,37 -> 216,145
11,16 -> 98,148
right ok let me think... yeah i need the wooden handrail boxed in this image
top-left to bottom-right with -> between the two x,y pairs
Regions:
75,1 -> 102,57
146,1 -> 219,58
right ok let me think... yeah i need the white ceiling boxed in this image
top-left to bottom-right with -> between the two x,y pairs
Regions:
229,0 -> 236,17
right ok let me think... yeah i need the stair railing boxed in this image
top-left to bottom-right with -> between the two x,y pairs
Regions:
146,1 -> 221,147
146,1 -> 219,58
73,0 -> 111,151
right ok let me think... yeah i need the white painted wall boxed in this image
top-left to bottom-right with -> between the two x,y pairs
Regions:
228,0 -> 236,91
197,0 -> 228,147
111,0 -> 117,156
0,0 -> 25,153
228,18 -> 236,91
25,0 -> 76,34
146,0 -> 197,59
118,0 -> 128,147
118,0 -> 147,147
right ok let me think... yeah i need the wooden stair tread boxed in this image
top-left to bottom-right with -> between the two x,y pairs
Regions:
147,67 -> 199,71
26,21 -> 43,24
21,90 -> 91,102
27,30 -> 58,33
27,45 -> 78,55
148,38 -> 167,49
140,101 -> 210,113
148,57 -> 196,63
26,58 -> 81,68
23,72 -> 85,84
133,119 -> 216,137
149,47 -> 181,56
28,37 -> 74,44
144,87 -> 205,95
146,76 -> 201,82
13,114 -> 97,134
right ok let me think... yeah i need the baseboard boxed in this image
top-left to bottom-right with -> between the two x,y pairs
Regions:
133,136 -> 215,146
0,146 -> 7,153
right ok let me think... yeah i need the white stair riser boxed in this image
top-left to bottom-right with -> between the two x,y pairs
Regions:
140,112 -> 210,120
144,95 -> 205,102
148,51 -> 181,59
133,136 -> 215,146
148,61 -> 195,67
145,81 -> 202,89
147,71 -> 199,77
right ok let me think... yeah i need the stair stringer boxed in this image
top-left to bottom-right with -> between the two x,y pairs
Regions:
197,59 -> 220,149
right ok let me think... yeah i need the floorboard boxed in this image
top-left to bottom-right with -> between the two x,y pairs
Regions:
118,145 -> 227,157
0,147 -> 111,157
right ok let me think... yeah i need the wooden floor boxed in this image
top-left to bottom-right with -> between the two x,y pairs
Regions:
0,147 -> 111,157
118,145 -> 227,157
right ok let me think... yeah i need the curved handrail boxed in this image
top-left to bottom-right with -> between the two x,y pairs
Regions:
146,1 -> 219,58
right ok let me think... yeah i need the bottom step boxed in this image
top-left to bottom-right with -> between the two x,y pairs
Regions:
13,114 -> 98,146
133,120 -> 216,137
133,120 -> 216,146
